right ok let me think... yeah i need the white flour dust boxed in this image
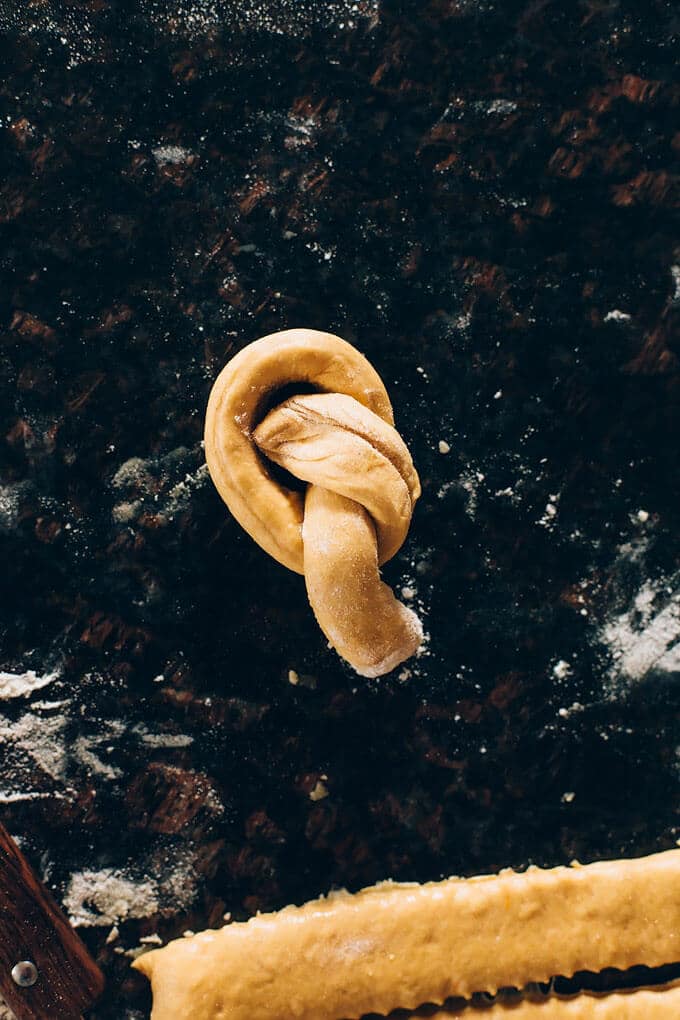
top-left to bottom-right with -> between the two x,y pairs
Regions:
599,578 -> 680,690
0,481 -> 31,532
0,712 -> 70,782
64,844 -> 201,927
0,668 -> 194,800
0,667 -> 60,700
142,0 -> 381,39
0,5 -> 101,68
64,869 -> 160,927
152,144 -> 194,166
0,0 -> 381,69
110,447 -> 210,527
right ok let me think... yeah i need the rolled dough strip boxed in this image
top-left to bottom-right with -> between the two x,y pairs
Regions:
133,849 -> 680,1020
426,981 -> 680,1018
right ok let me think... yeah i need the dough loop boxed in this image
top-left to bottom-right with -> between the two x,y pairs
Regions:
204,329 -> 422,677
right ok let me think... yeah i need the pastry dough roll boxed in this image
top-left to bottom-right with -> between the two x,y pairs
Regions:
133,849 -> 680,1020
427,981 -> 680,1018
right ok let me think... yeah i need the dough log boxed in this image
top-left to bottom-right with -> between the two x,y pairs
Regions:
133,849 -> 680,1020
204,329 -> 422,677
428,981 -> 680,1018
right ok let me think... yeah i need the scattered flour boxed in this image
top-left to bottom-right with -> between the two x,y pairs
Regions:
0,481 -> 30,532
0,6 -> 101,67
72,735 -> 123,781
0,667 -> 59,700
604,309 -> 632,322
0,713 -> 70,781
0,693 -> 193,799
455,469 -> 486,518
284,111 -> 317,148
166,463 -> 210,515
112,456 -> 155,491
0,0 -> 381,72
152,144 -> 194,165
474,99 -> 518,116
537,493 -> 560,528
141,0 -> 380,38
64,869 -> 160,927
557,702 -> 585,719
64,845 -> 202,927
0,790 -> 69,803
671,265 -> 680,302
133,725 -> 194,747
111,448 -> 209,526
599,578 -> 680,689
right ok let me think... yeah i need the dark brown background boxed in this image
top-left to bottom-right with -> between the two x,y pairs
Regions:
0,1 -> 678,1016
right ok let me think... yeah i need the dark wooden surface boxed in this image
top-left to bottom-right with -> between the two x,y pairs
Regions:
0,822 -> 104,1020
0,1 -> 678,1017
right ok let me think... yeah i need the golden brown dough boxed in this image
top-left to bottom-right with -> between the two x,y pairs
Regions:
133,849 -> 680,1020
204,329 -> 422,677
426,981 -> 680,1018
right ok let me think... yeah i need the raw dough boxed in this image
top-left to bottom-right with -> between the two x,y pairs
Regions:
427,981 -> 680,1018
133,849 -> 680,1020
203,329 -> 422,676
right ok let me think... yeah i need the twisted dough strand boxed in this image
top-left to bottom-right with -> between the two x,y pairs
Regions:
204,329 -> 422,676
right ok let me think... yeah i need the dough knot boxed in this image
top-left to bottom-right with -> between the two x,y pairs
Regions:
204,328 -> 422,677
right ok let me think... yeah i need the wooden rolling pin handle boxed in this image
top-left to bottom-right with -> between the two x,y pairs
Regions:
0,821 -> 104,1020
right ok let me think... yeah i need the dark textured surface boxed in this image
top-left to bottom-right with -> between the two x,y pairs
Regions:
0,1 -> 679,1016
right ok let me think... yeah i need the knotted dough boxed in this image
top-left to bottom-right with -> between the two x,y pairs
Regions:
204,328 -> 422,677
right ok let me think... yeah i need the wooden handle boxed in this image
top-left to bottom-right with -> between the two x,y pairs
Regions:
0,821 -> 104,1020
